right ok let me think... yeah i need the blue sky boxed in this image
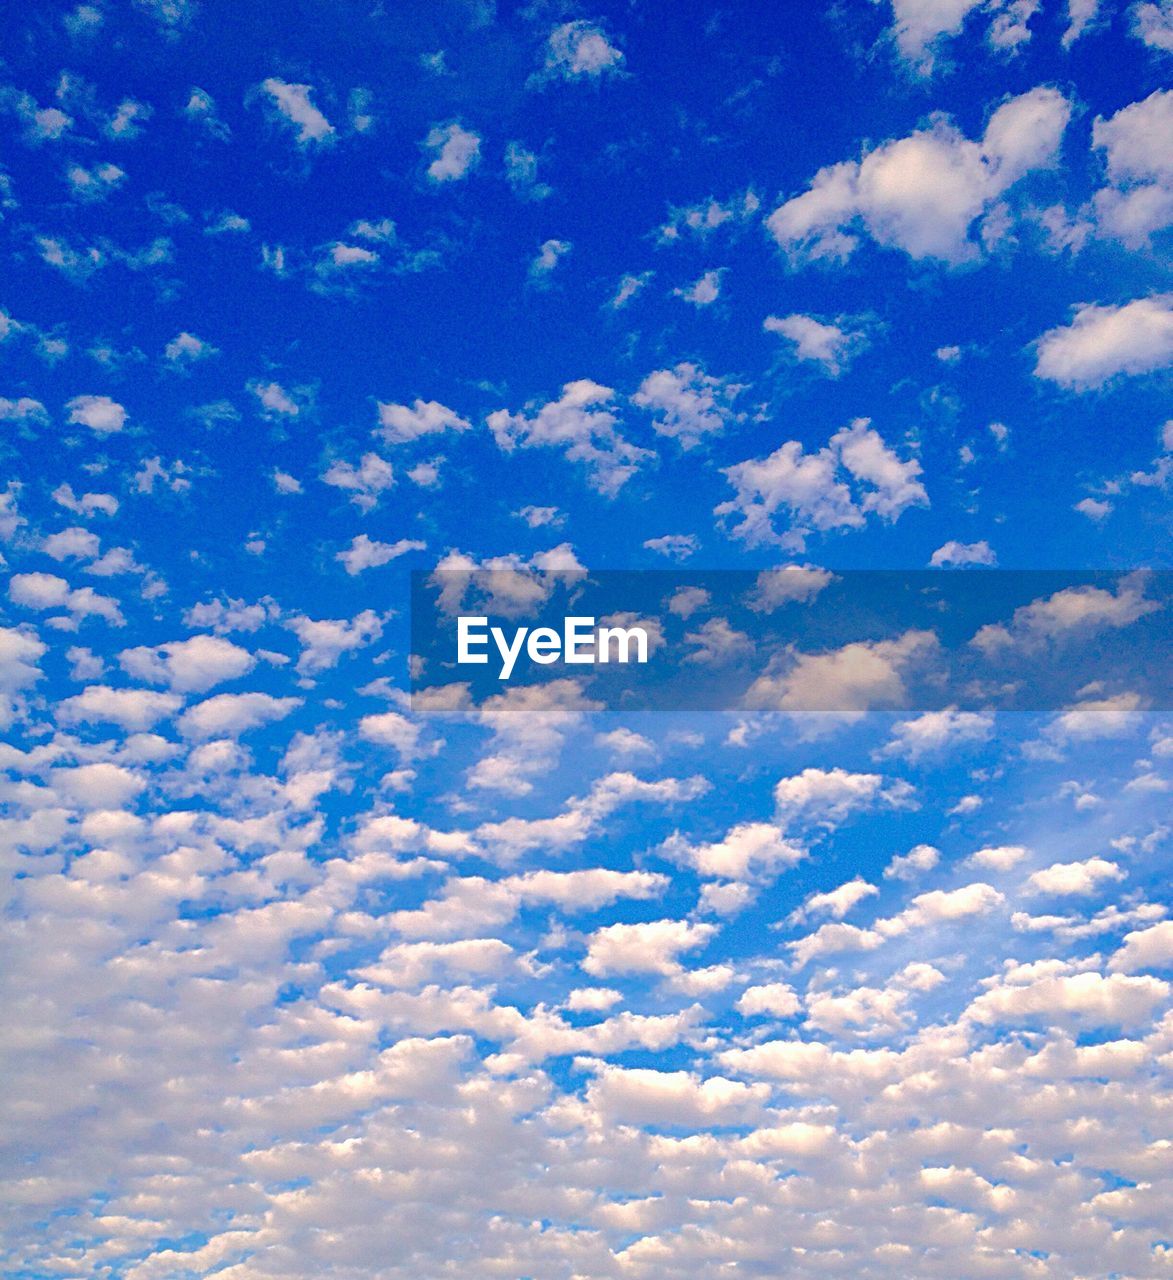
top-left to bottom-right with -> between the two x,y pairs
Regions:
0,0 -> 1172,1277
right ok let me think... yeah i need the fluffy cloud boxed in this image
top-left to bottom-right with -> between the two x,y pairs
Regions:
767,87 -> 1071,264
119,635 -> 255,692
930,539 -> 996,566
259,77 -> 334,144
972,574 -> 1159,651
675,268 -> 723,306
661,821 -> 804,881
321,453 -> 394,510
425,123 -> 481,181
631,363 -> 742,447
1027,856 -> 1125,896
541,20 -> 624,80
764,314 -> 867,374
746,630 -> 938,719
1132,0 -> 1173,49
56,684 -> 182,729
1092,90 -> 1173,247
717,419 -> 927,548
736,982 -> 802,1017
1034,296 -> 1173,389
968,966 -> 1168,1028
583,919 -> 717,976
773,766 -> 915,825
335,535 -> 426,575
528,237 -> 571,284
66,394 -> 126,434
177,691 -> 302,738
877,706 -> 994,760
377,399 -> 470,444
1109,920 -> 1173,972
286,610 -> 384,675
488,380 -> 653,496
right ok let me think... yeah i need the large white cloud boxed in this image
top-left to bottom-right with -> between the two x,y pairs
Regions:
1034,295 -> 1173,389
768,87 -> 1071,264
717,419 -> 927,548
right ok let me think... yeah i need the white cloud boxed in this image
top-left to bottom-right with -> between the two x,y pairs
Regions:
774,766 -> 915,826
9,572 -> 125,625
972,574 -> 1158,652
528,237 -> 571,283
177,691 -> 302,738
164,331 -> 217,367
683,617 -> 752,666
185,87 -> 229,140
377,398 -> 470,443
1027,856 -> 1125,895
51,761 -> 144,808
504,142 -> 551,200
1132,0 -> 1173,49
119,635 -> 256,692
609,271 -> 652,308
764,314 -> 866,374
885,843 -> 942,879
1064,0 -> 1101,44
336,535 -> 426,575
1092,90 -> 1173,247
930,539 -> 996,566
968,966 -> 1168,1028
425,123 -> 481,182
675,268 -> 723,306
746,630 -> 938,720
793,877 -> 879,921
1034,296 -> 1173,389
642,533 -> 699,560
66,161 -> 125,202
747,566 -> 834,610
541,20 -> 624,80
877,706 -> 994,760
358,710 -> 421,757
42,526 -> 100,561
514,505 -> 563,529
321,453 -> 394,511
1047,692 -> 1146,742
662,821 -> 804,880
717,419 -> 927,548
582,1063 -> 768,1127
736,982 -> 801,1017
260,78 -> 333,144
887,0 -> 984,71
249,380 -> 303,418
631,363 -> 742,447
0,396 -> 48,423
968,844 -> 1029,871
1109,920 -> 1173,972
52,484 -> 118,518
56,684 -> 182,729
487,380 -> 652,496
287,611 -> 383,675
1075,496 -> 1112,521
582,919 -> 716,976
66,394 -> 126,434
659,191 -> 759,242
0,626 -> 46,706
767,87 -> 1071,264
